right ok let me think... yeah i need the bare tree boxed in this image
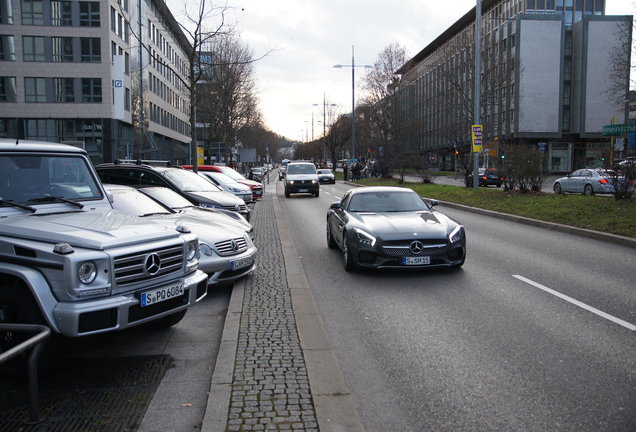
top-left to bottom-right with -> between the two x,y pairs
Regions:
608,19 -> 634,106
197,34 -> 260,165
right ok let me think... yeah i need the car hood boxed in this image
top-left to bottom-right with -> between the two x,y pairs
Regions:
0,209 -> 180,250
351,211 -> 456,238
237,179 -> 262,188
187,190 -> 245,205
176,207 -> 252,233
140,213 -> 247,244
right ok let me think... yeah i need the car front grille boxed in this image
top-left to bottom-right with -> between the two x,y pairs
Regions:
381,239 -> 449,257
222,204 -> 248,212
215,237 -> 248,256
114,245 -> 183,285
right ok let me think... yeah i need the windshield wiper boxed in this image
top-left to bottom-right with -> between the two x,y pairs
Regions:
141,212 -> 171,217
30,195 -> 84,209
0,199 -> 37,213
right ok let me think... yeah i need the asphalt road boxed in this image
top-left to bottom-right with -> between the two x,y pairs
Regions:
277,180 -> 636,432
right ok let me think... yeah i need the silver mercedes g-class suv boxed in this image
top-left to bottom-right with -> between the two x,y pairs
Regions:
0,140 -> 208,358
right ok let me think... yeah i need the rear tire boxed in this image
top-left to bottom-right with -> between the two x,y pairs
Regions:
554,183 -> 562,194
583,184 -> 593,196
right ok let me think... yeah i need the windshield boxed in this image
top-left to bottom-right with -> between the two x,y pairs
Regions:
139,187 -> 194,209
218,166 -> 247,181
159,168 -> 223,192
347,191 -> 429,212
317,169 -> 332,175
0,154 -> 102,204
109,188 -> 169,216
202,171 -> 240,186
287,164 -> 316,175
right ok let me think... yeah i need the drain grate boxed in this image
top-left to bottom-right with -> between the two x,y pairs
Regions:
0,355 -> 172,432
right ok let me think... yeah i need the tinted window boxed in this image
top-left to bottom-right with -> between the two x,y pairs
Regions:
287,164 -> 316,175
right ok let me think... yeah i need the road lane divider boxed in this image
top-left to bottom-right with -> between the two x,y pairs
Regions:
513,275 -> 636,331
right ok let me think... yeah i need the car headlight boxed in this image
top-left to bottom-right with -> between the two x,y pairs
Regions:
199,243 -> 214,257
288,180 -> 295,185
228,186 -> 241,193
449,226 -> 464,243
312,180 -> 318,184
200,202 -> 222,209
186,240 -> 198,261
353,228 -> 376,246
78,260 -> 98,284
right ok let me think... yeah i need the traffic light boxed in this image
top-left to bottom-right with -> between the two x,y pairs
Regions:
501,153 -> 505,159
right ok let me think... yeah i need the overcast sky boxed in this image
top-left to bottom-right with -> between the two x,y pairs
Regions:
185,0 -> 636,141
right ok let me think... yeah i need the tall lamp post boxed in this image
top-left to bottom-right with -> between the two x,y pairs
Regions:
313,93 -> 336,164
473,0 -> 482,189
333,45 -> 372,160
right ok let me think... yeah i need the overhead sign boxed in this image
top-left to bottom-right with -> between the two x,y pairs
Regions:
471,125 -> 482,152
602,123 -> 636,135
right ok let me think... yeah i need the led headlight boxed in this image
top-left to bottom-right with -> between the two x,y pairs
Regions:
449,226 -> 464,243
353,228 -> 376,246
200,202 -> 221,209
78,261 -> 98,284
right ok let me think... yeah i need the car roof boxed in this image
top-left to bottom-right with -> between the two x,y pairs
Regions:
0,138 -> 87,154
350,186 -> 415,195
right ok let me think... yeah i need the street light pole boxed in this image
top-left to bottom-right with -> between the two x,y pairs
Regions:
333,45 -> 372,161
473,0 -> 482,190
313,93 -> 337,165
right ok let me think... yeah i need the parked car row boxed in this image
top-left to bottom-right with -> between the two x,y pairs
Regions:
0,141 -> 262,373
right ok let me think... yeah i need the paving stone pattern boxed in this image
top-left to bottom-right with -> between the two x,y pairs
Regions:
227,197 -> 319,431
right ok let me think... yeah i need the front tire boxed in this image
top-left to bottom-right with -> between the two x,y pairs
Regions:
327,222 -> 336,249
314,189 -> 320,197
342,233 -> 355,272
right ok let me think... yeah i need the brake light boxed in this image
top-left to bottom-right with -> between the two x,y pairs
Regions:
482,176 -> 487,180
599,179 -> 608,184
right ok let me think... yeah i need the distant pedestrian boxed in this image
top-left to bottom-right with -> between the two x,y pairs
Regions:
343,164 -> 348,181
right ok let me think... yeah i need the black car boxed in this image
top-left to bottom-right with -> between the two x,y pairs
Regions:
326,186 -> 465,271
317,169 -> 336,184
466,168 -> 504,187
96,161 -> 250,220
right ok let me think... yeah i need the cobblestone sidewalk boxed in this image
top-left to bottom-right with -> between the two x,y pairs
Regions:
226,195 -> 318,431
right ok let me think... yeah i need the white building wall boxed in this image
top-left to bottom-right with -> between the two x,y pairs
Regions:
516,18 -> 562,135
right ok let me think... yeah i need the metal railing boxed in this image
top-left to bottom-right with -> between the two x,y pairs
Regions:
0,323 -> 51,424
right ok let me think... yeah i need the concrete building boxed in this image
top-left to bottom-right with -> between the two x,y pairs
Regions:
0,0 -> 191,164
396,0 -> 632,172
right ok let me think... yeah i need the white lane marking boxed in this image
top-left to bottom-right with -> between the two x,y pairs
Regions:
513,275 -> 636,331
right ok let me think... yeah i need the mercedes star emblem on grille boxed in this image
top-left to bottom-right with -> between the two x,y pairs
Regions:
409,241 -> 424,254
144,253 -> 162,275
230,240 -> 240,252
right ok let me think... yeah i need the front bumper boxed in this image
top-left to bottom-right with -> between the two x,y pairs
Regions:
350,238 -> 466,269
285,182 -> 319,194
53,270 -> 208,337
199,247 -> 257,285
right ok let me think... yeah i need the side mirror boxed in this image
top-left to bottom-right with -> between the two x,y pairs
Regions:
428,199 -> 439,207
330,201 -> 341,209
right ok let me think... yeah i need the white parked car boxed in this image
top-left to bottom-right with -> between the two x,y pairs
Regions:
198,171 -> 253,203
552,168 -> 630,195
105,184 -> 257,286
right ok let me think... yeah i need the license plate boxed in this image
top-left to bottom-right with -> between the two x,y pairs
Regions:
231,256 -> 253,271
140,283 -> 184,307
402,256 -> 431,265
298,189 -> 308,193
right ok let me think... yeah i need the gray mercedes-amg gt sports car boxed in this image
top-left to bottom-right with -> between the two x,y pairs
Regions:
326,186 -> 466,271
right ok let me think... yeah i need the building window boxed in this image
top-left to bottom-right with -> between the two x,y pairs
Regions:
51,0 -> 72,26
81,78 -> 102,102
21,0 -> 43,25
80,37 -> 101,62
22,36 -> 45,61
110,6 -> 115,32
125,87 -> 130,111
24,77 -> 46,102
53,77 -> 74,102
1,0 -> 14,24
124,51 -> 129,75
0,76 -> 17,102
52,37 -> 73,62
79,1 -> 100,27
0,35 -> 16,60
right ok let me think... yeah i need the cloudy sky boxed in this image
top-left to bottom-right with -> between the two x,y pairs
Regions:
188,0 -> 636,141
